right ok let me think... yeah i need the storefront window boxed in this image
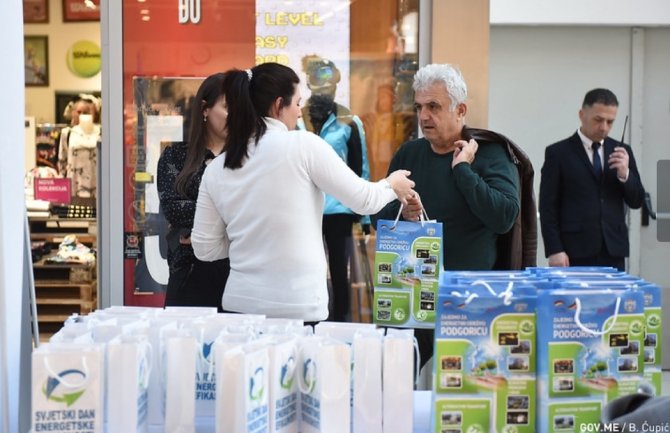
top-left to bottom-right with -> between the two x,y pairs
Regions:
121,0 -> 420,304
350,0 -> 419,180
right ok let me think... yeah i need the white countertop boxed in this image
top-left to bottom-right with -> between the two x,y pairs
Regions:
145,391 -> 432,433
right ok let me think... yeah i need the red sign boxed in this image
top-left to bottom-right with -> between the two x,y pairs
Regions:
122,0 -> 256,306
34,178 -> 71,204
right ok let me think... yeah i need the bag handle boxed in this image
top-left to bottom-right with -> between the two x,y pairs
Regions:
449,290 -> 480,306
470,280 -> 514,305
391,203 -> 431,229
574,296 -> 621,336
285,347 -> 297,387
297,359 -> 316,395
196,328 -> 217,379
296,341 -> 350,400
412,335 -> 421,386
276,342 -> 298,392
296,342 -> 317,395
139,341 -> 153,390
43,355 -> 90,389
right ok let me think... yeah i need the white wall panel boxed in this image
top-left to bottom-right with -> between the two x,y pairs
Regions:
491,0 -> 670,26
489,27 -> 632,261
489,25 -> 670,368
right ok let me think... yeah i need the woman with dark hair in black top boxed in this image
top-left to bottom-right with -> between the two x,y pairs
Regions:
157,73 -> 230,310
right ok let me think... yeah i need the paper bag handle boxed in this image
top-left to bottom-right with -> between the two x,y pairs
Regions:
295,344 -> 349,400
196,328 -> 216,379
286,346 -> 298,386
275,344 -> 297,393
448,290 -> 480,306
296,356 -> 316,395
139,341 -> 153,389
470,280 -> 514,305
574,296 -> 621,336
43,356 -> 90,389
412,335 -> 421,386
391,203 -> 431,229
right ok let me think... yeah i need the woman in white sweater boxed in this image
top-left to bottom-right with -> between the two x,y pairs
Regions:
191,63 -> 414,321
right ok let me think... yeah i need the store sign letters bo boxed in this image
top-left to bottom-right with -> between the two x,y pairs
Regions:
178,0 -> 201,24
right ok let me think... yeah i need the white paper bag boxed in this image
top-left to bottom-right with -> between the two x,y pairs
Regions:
147,318 -> 178,426
266,336 -> 299,433
314,321 -> 378,432
382,329 -> 415,433
164,333 -> 198,433
314,321 -> 377,345
31,343 -> 104,433
188,316 -> 245,417
215,342 -> 270,433
94,305 -> 156,318
353,329 -> 383,433
298,336 -> 351,433
258,318 -> 305,335
49,322 -> 92,343
106,335 -> 152,433
89,321 -> 121,344
213,332 -> 256,433
164,306 -> 218,316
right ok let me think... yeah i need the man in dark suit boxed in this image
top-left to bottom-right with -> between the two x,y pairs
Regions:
539,88 -> 645,271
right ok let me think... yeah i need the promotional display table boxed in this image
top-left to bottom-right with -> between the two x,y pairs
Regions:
144,391 -> 432,433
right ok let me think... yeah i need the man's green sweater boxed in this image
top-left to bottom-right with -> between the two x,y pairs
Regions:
373,137 -> 520,270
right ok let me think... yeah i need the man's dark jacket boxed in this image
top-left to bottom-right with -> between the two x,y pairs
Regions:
464,126 -> 538,270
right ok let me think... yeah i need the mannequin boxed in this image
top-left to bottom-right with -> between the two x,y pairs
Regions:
60,114 -> 101,198
299,55 -> 371,322
57,94 -> 100,176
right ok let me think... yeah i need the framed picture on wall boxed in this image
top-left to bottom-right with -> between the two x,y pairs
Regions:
62,0 -> 100,22
23,0 -> 49,23
24,35 -> 49,87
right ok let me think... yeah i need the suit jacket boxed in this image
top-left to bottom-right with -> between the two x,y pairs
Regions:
539,132 -> 645,259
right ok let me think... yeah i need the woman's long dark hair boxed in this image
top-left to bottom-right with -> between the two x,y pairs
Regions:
222,63 -> 300,169
175,72 -> 226,197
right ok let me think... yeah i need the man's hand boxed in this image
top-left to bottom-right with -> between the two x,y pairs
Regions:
401,193 -> 423,221
548,252 -> 570,267
452,138 -> 478,168
608,146 -> 629,181
362,223 -> 371,244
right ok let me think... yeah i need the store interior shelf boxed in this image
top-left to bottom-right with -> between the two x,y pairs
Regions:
28,216 -> 98,340
28,216 -> 97,246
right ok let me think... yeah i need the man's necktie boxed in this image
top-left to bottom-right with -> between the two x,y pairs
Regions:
592,141 -> 602,178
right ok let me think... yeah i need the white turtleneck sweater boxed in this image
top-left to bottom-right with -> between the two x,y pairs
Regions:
192,117 -> 397,321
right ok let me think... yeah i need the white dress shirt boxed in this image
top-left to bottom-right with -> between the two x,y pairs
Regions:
577,128 -> 604,166
192,117 -> 397,321
577,128 -> 628,182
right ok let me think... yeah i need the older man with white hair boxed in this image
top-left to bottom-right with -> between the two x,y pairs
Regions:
373,63 -> 530,370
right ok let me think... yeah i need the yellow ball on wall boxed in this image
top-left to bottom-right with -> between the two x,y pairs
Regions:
66,40 -> 101,78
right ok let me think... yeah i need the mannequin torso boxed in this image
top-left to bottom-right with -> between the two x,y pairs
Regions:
59,114 -> 101,198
